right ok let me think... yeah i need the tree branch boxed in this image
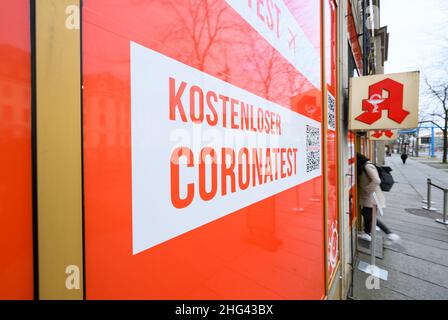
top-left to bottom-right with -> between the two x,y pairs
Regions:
419,120 -> 445,131
425,78 -> 444,103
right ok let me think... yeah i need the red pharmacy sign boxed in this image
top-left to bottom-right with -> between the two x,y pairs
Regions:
349,71 -> 420,131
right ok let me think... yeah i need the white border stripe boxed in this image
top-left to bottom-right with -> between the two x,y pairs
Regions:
224,0 -> 320,88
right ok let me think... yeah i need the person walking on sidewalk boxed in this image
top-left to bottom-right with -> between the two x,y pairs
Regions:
401,152 -> 408,164
357,153 -> 401,244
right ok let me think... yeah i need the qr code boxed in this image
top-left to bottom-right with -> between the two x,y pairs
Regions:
306,125 -> 321,172
327,94 -> 335,131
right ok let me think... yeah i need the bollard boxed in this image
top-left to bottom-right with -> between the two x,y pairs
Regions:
423,179 -> 437,211
422,179 -> 435,205
436,190 -> 448,226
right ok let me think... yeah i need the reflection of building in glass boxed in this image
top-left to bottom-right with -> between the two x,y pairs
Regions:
84,74 -> 129,158
0,45 -> 31,142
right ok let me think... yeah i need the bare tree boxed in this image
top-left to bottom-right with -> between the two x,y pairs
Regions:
420,78 -> 448,163
418,2 -> 448,162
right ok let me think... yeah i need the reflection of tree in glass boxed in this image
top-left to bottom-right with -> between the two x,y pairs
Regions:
244,42 -> 283,101
157,0 -> 316,114
160,0 -> 234,72
241,30 -> 310,105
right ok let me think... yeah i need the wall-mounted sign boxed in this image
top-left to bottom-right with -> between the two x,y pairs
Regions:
349,71 -> 420,131
369,129 -> 398,141
131,42 -> 322,254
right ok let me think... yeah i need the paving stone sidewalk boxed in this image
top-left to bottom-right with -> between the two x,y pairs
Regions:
353,154 -> 448,300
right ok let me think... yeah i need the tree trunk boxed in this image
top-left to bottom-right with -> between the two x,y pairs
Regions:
415,131 -> 419,157
444,127 -> 448,164
444,110 -> 448,164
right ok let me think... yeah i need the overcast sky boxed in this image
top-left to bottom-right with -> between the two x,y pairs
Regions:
381,0 -> 448,130
382,0 -> 447,76
381,0 -> 448,131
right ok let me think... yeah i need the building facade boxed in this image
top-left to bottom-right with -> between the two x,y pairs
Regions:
0,0 -> 388,300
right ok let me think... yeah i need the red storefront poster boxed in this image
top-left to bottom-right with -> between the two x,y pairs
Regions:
0,0 -> 34,299
82,0 -> 326,299
324,0 -> 339,283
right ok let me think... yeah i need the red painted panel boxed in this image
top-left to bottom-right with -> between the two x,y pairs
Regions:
348,131 -> 357,226
0,0 -> 34,299
347,1 -> 364,75
324,0 -> 339,281
83,0 -> 325,299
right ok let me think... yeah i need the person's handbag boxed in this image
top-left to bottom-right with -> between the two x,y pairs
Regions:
375,165 -> 395,192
